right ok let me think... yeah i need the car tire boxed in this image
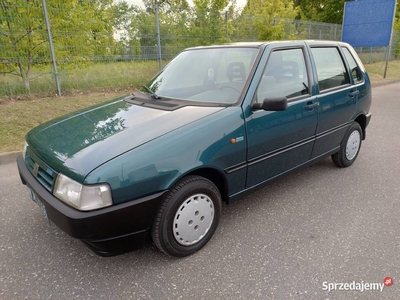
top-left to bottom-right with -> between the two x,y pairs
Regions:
331,122 -> 362,168
151,175 -> 222,257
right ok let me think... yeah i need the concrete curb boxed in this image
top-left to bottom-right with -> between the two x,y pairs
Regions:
0,151 -> 21,165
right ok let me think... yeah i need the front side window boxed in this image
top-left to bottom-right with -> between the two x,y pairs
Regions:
311,47 -> 350,92
256,48 -> 309,103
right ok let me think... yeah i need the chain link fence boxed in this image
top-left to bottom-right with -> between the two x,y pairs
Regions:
1,2 -> 399,97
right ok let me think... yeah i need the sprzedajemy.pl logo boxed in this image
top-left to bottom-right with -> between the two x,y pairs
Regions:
322,277 -> 393,293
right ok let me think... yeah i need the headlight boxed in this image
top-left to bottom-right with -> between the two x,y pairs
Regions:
22,141 -> 28,160
54,173 -> 112,211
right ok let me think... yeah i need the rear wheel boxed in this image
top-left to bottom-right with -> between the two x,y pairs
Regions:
151,175 -> 222,257
332,122 -> 362,167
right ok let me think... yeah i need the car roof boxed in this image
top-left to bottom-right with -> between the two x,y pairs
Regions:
185,40 -> 350,50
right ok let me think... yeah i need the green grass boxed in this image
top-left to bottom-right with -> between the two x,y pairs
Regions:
0,60 -> 161,152
0,60 -> 160,97
1,60 -> 399,153
364,59 -> 400,85
0,90 -> 133,152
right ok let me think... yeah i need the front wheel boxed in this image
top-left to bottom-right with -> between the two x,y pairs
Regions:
151,175 -> 222,257
331,122 -> 362,168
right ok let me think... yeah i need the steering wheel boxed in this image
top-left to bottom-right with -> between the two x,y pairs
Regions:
218,84 -> 241,93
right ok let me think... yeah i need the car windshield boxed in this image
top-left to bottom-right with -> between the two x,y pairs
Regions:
140,47 -> 259,104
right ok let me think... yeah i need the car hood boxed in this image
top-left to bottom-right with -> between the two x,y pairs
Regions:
26,98 -> 225,182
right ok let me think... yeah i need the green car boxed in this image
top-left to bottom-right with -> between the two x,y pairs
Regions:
17,40 -> 372,257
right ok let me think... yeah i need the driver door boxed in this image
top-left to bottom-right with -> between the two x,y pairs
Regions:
245,47 -> 318,187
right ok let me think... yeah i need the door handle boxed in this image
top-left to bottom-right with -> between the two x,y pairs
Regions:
348,90 -> 360,98
305,102 -> 320,110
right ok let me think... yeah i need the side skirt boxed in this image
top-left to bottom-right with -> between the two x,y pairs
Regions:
226,147 -> 339,205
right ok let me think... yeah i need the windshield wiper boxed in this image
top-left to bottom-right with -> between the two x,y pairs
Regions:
142,85 -> 161,99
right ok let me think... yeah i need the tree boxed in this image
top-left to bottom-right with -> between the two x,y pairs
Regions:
294,0 -> 346,24
234,0 -> 298,41
394,2 -> 400,57
0,0 -> 47,91
189,0 -> 230,45
318,0 -> 346,24
112,1 -> 135,48
121,0 -> 211,59
0,0 -> 116,92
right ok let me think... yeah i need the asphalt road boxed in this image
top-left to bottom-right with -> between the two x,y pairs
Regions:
1,83 -> 400,300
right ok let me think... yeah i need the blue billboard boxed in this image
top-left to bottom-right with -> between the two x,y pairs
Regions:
342,0 -> 397,47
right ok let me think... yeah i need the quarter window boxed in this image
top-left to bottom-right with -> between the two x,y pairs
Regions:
311,47 -> 350,91
256,48 -> 309,102
342,47 -> 363,84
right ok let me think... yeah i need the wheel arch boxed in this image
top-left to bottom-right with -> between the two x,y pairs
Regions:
175,167 -> 229,204
354,113 -> 367,140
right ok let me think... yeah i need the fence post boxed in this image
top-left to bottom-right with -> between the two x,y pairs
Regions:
155,2 -> 162,70
369,47 -> 372,63
42,0 -> 61,96
225,10 -> 228,42
334,24 -> 337,40
383,46 -> 389,78
383,0 -> 397,78
308,21 -> 311,39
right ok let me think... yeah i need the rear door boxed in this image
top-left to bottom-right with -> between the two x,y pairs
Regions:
309,45 -> 359,159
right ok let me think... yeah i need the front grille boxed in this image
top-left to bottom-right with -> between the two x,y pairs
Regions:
25,148 -> 58,192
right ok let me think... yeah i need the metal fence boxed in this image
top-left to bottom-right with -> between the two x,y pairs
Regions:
0,2 -> 399,97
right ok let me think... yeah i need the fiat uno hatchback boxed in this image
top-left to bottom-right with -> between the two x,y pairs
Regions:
17,41 -> 372,257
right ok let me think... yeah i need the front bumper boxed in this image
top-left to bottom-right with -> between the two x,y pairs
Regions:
17,155 -> 166,256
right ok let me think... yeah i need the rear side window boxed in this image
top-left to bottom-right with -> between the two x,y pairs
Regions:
342,47 -> 363,84
311,47 -> 350,92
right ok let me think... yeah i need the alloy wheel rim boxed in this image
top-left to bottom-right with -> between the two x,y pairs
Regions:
173,194 -> 214,246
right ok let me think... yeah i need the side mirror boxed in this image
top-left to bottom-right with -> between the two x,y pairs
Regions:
252,97 -> 288,111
